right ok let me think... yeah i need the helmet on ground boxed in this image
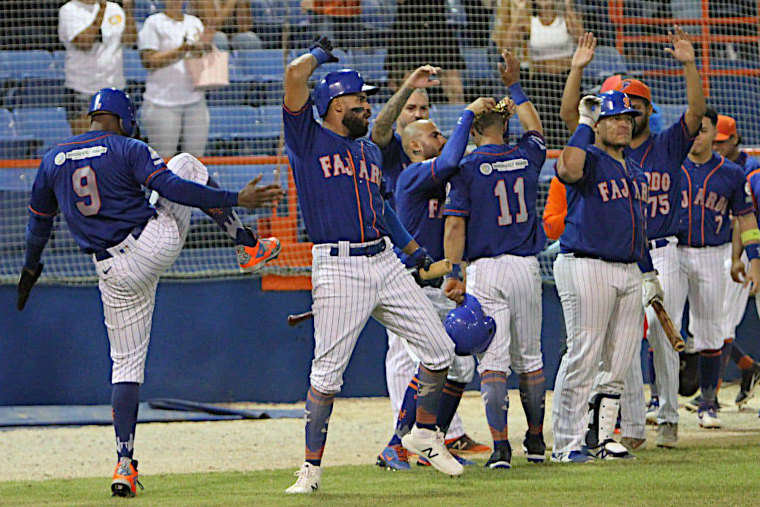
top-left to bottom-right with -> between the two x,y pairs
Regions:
597,90 -> 642,119
88,88 -> 138,137
444,294 -> 496,356
313,69 -> 378,117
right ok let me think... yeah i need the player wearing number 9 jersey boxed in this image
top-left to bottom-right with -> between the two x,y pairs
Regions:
443,50 -> 548,467
20,88 -> 282,498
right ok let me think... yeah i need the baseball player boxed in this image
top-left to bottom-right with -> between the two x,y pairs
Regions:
371,65 -> 488,458
560,28 -> 705,449
17,88 -> 283,497
673,107 -> 760,428
443,50 -> 548,468
282,36 -> 463,493
376,95 -> 495,470
713,114 -> 760,407
551,90 -> 663,462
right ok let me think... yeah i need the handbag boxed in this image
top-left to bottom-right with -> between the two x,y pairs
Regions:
185,47 -> 229,90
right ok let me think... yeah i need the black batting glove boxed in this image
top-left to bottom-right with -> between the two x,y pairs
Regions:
17,263 -> 43,311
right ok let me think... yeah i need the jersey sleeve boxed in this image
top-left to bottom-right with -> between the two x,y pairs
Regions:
730,163 -> 755,216
517,131 -> 548,169
660,114 -> 697,168
137,15 -> 160,51
748,168 -> 760,210
542,176 -> 567,240
395,160 -> 440,199
126,139 -> 168,186
283,98 -> 319,156
379,133 -> 403,170
58,4 -> 94,44
442,165 -> 470,217
557,150 -> 596,191
28,162 -> 58,218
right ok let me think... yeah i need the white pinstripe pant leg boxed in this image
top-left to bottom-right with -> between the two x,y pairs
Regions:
95,210 -> 184,384
385,330 -> 416,429
619,340 -> 646,439
156,153 -> 210,240
552,255 -> 630,454
722,252 -> 750,340
683,245 -> 731,351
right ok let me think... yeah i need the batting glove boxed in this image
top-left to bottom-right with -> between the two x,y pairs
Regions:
309,35 -> 339,66
17,263 -> 43,311
578,95 -> 602,127
641,271 -> 664,307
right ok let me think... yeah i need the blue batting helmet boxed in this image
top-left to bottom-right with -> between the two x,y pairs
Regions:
313,69 -> 378,117
597,90 -> 642,119
88,88 -> 138,137
444,294 -> 496,356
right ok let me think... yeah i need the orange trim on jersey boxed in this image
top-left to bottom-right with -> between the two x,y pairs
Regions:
345,150 -> 365,243
144,166 -> 167,186
359,143 -> 379,237
431,158 -> 439,183
57,133 -> 113,146
472,146 -> 519,157
747,169 -> 760,208
444,209 -> 469,215
637,142 -> 654,167
282,100 -> 311,116
681,165 -> 694,245
700,156 -> 725,245
28,204 -> 55,217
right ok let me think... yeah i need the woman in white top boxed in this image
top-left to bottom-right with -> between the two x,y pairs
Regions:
506,0 -> 583,148
58,0 -> 137,134
138,0 -> 211,158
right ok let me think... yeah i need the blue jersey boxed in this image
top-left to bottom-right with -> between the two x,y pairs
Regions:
678,153 -> 753,247
378,132 -> 409,209
625,114 -> 695,240
29,131 -> 167,253
444,132 -> 547,260
559,146 -> 649,263
283,99 -> 390,244
736,151 -> 760,176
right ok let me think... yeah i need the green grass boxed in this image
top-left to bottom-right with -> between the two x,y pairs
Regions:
3,443 -> 759,507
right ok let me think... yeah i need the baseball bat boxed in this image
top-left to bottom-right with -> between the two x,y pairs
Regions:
287,311 -> 313,327
651,300 -> 685,352
418,259 -> 453,280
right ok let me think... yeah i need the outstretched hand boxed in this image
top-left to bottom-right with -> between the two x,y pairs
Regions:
238,174 -> 286,209
498,49 -> 521,87
405,65 -> 442,89
571,32 -> 597,70
466,97 -> 497,115
664,25 -> 695,64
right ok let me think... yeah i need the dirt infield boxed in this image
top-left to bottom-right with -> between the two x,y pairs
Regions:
3,384 -> 760,482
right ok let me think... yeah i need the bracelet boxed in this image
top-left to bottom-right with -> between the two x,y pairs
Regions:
445,264 -> 464,281
746,243 -> 760,261
508,82 -> 529,106
741,229 -> 760,244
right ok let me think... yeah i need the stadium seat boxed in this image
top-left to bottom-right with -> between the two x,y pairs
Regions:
429,104 -> 466,136
653,104 -> 686,132
124,49 -> 149,83
0,108 -> 39,159
1,50 -> 60,79
13,107 -> 73,157
351,49 -> 388,84
207,105 -> 261,155
52,50 -> 66,72
361,0 -> 396,31
310,50 -> 352,82
462,47 -> 497,96
206,83 -> 253,107
134,0 -> 160,23
646,76 -> 687,105
230,50 -> 285,82
585,46 -> 628,79
709,76 -> 760,145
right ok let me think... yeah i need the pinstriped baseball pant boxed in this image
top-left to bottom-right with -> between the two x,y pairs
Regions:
94,153 -> 208,384
309,238 -> 455,395
552,254 -> 644,455
722,251 -> 754,339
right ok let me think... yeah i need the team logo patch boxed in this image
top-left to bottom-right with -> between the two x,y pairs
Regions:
109,14 -> 123,25
147,146 -> 163,165
479,163 -> 493,176
54,152 -> 66,166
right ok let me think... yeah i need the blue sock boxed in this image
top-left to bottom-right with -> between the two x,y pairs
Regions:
304,387 -> 335,467
647,346 -> 658,397
416,366 -> 447,431
390,373 -> 419,446
203,176 -> 255,246
112,382 -> 140,460
436,380 -> 466,434
481,370 -> 509,449
518,370 -> 545,436
699,349 -> 722,408
719,339 -> 733,385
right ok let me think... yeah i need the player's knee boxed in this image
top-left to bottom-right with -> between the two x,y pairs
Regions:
167,152 -> 209,185
309,372 -> 342,396
512,356 -> 543,375
447,355 -> 475,383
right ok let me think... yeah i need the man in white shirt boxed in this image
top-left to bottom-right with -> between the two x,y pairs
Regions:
58,0 -> 137,134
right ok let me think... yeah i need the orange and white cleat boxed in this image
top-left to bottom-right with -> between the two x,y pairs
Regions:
111,457 -> 143,497
236,229 -> 281,273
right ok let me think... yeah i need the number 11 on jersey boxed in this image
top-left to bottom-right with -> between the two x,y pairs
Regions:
494,177 -> 527,226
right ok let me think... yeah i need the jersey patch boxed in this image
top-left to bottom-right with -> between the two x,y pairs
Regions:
480,159 -> 529,175
64,145 -> 108,162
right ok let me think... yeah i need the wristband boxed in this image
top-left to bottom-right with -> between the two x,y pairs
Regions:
508,82 -> 529,106
566,124 -> 594,150
746,243 -> 760,261
741,228 -> 760,244
445,264 -> 463,281
309,47 -> 332,66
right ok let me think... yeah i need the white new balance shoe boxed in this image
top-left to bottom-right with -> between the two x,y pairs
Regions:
285,462 -> 322,494
402,426 -> 464,476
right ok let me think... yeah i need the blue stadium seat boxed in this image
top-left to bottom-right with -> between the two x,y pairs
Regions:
7,78 -> 66,109
351,49 -> 388,83
310,50 -> 352,82
1,50 -> 60,79
709,76 -> 760,145
230,50 -> 285,82
124,49 -> 148,83
13,107 -> 73,157
206,83 -> 253,106
361,0 -> 396,31
585,46 -> 628,79
208,106 -> 261,155
134,0 -> 160,23
646,76 -> 687,105
652,104 -> 686,133
52,50 -> 66,72
429,104 -> 466,136
252,105 -> 283,138
0,108 -> 39,159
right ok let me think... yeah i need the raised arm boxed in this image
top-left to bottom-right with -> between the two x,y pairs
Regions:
557,95 -> 601,183
560,32 -> 596,131
284,35 -> 337,112
498,49 -> 542,135
69,0 -> 107,51
121,0 -> 137,46
665,25 -> 706,135
371,65 -> 441,148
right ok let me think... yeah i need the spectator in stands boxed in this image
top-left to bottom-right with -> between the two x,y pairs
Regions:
190,0 -> 263,50
385,0 -> 465,103
301,0 -> 362,49
462,0 -> 497,47
138,0 -> 211,158
505,0 -> 583,148
58,0 -> 137,134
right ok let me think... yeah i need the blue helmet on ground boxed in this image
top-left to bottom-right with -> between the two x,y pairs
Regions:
313,69 -> 379,117
597,90 -> 642,119
444,294 -> 496,356
88,88 -> 139,137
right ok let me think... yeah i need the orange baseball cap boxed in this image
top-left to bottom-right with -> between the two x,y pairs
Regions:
614,79 -> 652,103
600,74 -> 624,93
715,114 -> 737,141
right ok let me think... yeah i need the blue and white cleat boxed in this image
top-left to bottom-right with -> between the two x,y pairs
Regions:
376,444 -> 411,471
551,450 -> 594,464
417,452 -> 476,467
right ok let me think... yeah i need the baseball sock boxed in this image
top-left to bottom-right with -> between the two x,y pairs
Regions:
436,380 -> 467,434
415,366 -> 447,431
647,346 -> 657,395
112,382 -> 140,460
481,370 -> 509,449
518,370 -> 545,436
699,349 -> 722,407
304,386 -> 335,467
389,373 -> 419,446
202,176 -> 257,247
731,342 -> 756,370
717,339 -> 734,393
